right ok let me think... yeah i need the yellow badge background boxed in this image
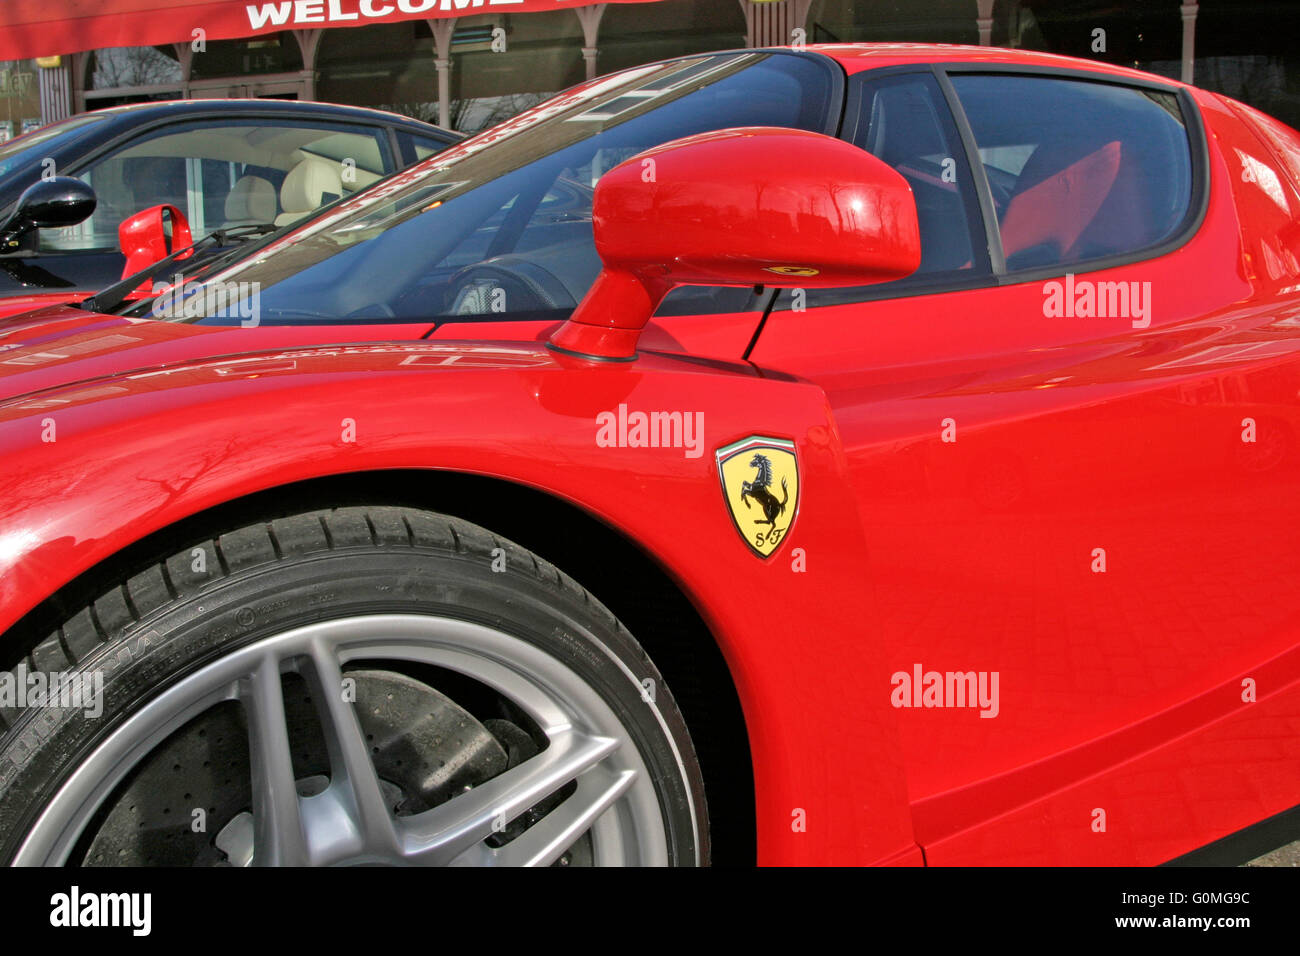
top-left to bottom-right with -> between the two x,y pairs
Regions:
716,436 -> 800,558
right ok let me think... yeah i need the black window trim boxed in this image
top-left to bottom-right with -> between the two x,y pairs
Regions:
385,125 -> 405,168
932,64 -> 1007,275
392,126 -> 465,166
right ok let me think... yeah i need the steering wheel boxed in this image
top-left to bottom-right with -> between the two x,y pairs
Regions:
446,258 -> 577,316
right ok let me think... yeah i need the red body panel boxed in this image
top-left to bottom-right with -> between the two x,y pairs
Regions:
744,84 -> 1300,862
0,343 -> 917,865
0,294 -> 84,320
0,46 -> 1297,865
824,43 -> 1197,85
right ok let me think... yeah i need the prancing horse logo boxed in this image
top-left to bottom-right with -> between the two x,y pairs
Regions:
716,436 -> 800,558
741,454 -> 789,531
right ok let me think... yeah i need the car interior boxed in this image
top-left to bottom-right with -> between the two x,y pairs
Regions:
42,123 -> 389,252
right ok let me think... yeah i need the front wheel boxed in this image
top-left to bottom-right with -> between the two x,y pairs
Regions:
0,506 -> 707,866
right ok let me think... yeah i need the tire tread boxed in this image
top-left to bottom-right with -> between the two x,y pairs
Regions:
5,506 -> 632,672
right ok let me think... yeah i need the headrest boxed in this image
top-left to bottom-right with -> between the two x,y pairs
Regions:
223,174 -> 276,223
276,156 -> 342,225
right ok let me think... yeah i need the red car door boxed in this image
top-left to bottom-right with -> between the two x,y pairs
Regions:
747,67 -> 1300,863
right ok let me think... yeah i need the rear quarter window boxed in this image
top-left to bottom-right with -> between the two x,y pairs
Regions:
951,74 -> 1195,272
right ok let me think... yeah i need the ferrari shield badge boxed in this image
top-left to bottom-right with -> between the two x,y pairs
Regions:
716,436 -> 800,558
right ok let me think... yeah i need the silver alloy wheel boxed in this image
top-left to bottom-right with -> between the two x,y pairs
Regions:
14,615 -> 675,866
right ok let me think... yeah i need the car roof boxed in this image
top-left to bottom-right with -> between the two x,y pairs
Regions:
80,98 -> 459,137
807,42 -> 1189,88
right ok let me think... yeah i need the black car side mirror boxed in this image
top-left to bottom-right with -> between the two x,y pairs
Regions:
0,177 -> 97,253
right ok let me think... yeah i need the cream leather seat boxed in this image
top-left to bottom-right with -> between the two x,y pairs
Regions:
274,157 -> 343,227
222,174 -> 277,227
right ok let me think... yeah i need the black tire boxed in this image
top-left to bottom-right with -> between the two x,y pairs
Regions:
0,506 -> 708,866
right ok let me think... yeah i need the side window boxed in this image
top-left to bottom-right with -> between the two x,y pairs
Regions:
794,72 -> 989,309
950,74 -> 1194,272
854,74 -> 986,277
34,154 -> 190,254
41,121 -> 393,253
395,129 -> 454,165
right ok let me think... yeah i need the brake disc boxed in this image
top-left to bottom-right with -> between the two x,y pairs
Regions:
81,668 -> 511,865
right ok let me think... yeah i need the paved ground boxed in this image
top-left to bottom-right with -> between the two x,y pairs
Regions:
1245,841 -> 1300,866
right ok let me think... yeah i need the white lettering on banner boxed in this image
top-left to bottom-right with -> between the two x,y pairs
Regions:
246,0 -> 531,29
246,2 -> 291,29
328,0 -> 359,20
294,0 -> 326,23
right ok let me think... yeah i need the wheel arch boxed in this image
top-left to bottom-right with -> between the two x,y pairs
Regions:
0,467 -> 757,865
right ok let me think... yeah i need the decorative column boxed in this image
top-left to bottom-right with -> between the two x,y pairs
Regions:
977,0 -> 995,46
429,18 -> 456,129
71,52 -> 89,114
37,58 -> 73,125
293,28 -> 323,101
740,0 -> 812,48
574,4 -> 606,81
791,0 -> 813,39
172,42 -> 193,99
1180,2 -> 1198,84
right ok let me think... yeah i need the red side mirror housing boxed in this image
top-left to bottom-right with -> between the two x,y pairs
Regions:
118,203 -> 193,279
548,126 -> 921,361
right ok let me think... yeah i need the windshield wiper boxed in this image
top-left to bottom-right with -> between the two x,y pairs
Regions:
80,224 -> 277,315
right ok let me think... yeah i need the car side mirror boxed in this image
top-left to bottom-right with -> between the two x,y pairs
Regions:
548,126 -> 921,361
0,177 -> 97,253
118,203 -> 193,278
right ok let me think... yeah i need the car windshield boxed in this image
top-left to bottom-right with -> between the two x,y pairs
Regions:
0,114 -> 108,190
122,51 -> 835,326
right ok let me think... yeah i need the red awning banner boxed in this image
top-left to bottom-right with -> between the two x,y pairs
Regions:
0,0 -> 662,62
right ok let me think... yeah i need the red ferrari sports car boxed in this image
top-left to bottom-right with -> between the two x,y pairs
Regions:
0,43 -> 1297,867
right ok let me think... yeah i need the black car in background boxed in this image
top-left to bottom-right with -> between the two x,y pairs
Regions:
0,99 -> 460,297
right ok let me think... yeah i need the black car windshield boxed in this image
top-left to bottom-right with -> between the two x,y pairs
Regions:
0,114 -> 109,192
124,51 -> 836,326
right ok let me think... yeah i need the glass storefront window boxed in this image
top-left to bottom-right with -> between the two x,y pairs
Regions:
599,0 -> 745,76
0,59 -> 44,143
318,22 -> 438,124
318,12 -> 590,135
807,0 -> 976,45
990,2 -> 1179,79
448,11 -> 583,134
87,47 -> 183,90
189,34 -> 303,79
1196,0 -> 1300,132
